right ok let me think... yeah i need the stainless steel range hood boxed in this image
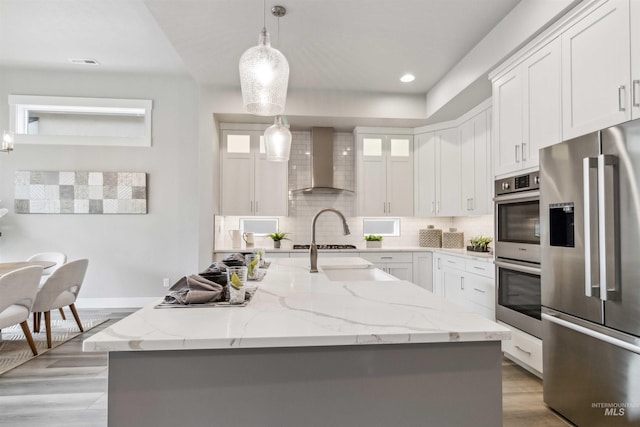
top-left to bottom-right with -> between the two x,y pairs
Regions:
292,127 -> 353,194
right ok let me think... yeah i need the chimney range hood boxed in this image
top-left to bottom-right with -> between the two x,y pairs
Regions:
292,127 -> 353,194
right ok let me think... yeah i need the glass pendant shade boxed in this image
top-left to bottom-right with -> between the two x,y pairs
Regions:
239,29 -> 290,116
264,116 -> 292,161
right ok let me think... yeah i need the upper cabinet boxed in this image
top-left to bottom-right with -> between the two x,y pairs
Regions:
220,129 -> 288,216
460,110 -> 491,215
631,0 -> 640,119
355,130 -> 414,217
491,0 -> 640,168
492,38 -> 562,177
415,102 -> 492,217
562,0 -> 631,139
415,127 -> 461,217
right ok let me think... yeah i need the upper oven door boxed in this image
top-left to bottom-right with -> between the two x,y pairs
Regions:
495,191 -> 540,263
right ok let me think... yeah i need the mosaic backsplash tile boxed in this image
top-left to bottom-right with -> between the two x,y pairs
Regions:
14,171 -> 147,214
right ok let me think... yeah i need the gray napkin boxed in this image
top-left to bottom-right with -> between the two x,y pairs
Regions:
163,275 -> 224,305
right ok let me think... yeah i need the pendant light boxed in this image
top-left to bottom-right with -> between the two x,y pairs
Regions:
239,3 -> 289,116
264,116 -> 292,161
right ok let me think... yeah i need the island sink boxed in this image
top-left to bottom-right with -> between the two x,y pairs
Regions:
321,265 -> 397,282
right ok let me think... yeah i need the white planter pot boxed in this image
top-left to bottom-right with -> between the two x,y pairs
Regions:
366,241 -> 382,248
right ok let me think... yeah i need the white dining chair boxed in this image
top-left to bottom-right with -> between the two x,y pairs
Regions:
0,266 -> 44,356
27,252 -> 67,320
32,259 -> 88,348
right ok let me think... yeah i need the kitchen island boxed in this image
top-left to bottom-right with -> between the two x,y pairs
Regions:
84,257 -> 510,427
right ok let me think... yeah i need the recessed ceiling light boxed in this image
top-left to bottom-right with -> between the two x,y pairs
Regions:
400,73 -> 415,83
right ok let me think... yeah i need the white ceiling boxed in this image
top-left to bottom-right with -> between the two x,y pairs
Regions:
0,0 -> 520,97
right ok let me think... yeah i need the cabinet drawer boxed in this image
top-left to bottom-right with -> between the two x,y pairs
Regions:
465,259 -> 495,278
360,252 -> 412,264
464,275 -> 495,310
500,321 -> 543,374
439,255 -> 465,271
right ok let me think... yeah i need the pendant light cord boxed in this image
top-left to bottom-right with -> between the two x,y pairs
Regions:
263,0 -> 266,30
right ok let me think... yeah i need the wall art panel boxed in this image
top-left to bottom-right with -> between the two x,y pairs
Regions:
14,171 -> 147,214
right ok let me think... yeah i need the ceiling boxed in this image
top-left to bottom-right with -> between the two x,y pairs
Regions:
0,0 -> 522,120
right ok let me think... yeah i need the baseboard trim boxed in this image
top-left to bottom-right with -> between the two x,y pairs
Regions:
75,297 -> 159,309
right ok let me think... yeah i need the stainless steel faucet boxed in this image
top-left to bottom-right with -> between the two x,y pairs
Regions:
309,208 -> 350,273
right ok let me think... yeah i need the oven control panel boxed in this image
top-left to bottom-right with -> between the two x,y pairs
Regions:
495,172 -> 540,195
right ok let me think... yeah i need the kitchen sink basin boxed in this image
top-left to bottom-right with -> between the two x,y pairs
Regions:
321,266 -> 397,282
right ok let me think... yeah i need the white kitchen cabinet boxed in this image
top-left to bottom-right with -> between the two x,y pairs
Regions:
412,252 -> 433,292
460,110 -> 490,215
493,38 -> 561,176
220,130 -> 288,216
499,321 -> 543,377
355,130 -> 413,217
414,132 -> 437,216
562,0 -> 631,139
414,128 -> 461,216
628,0 -> 640,119
360,252 -> 413,282
493,69 -> 522,176
434,253 -> 495,321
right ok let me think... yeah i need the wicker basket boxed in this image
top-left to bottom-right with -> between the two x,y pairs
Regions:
419,226 -> 442,248
442,228 -> 464,249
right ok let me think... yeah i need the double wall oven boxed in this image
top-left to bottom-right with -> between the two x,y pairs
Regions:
494,172 -> 542,338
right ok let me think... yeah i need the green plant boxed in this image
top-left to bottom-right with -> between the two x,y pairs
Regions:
469,236 -> 493,249
364,235 -> 383,241
268,232 -> 290,241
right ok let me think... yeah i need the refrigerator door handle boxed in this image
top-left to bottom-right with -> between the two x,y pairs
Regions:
598,154 -> 620,301
542,313 -> 640,355
583,157 -> 600,298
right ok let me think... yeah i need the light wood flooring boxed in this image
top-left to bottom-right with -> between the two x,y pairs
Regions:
0,308 -> 572,427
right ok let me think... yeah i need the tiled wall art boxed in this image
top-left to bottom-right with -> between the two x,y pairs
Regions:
14,171 -> 147,214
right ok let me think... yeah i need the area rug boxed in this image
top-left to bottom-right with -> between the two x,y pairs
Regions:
0,317 -> 108,375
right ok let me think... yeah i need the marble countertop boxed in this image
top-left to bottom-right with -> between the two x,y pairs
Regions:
83,257 -> 509,353
214,246 -> 495,261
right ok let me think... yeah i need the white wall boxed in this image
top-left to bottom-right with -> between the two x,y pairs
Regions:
0,67 -> 201,305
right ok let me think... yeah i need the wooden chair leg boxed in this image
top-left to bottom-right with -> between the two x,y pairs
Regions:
33,312 -> 41,333
19,321 -> 38,356
44,311 -> 52,348
69,304 -> 83,332
58,307 -> 66,320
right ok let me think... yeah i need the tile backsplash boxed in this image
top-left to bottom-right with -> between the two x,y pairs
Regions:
215,130 -> 494,250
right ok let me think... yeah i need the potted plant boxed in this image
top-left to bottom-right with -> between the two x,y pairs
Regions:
365,235 -> 383,248
468,236 -> 493,253
268,232 -> 290,249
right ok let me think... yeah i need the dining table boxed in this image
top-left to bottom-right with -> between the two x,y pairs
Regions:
0,261 -> 56,276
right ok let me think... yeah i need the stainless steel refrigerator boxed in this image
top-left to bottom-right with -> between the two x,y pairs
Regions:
540,119 -> 640,426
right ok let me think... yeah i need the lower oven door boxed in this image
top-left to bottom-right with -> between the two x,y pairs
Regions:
495,260 -> 542,338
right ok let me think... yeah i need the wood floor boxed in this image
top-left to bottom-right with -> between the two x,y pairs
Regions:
0,308 -> 572,427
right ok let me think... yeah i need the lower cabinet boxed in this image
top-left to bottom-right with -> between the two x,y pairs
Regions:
498,321 -> 543,377
412,252 -> 433,292
433,253 -> 495,320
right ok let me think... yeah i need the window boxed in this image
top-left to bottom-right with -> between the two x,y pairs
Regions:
9,95 -> 152,147
240,218 -> 279,236
363,218 -> 400,236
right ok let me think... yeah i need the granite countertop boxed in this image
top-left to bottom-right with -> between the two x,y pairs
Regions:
83,257 -> 509,353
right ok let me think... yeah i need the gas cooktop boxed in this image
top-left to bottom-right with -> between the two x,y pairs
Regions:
292,244 -> 357,250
